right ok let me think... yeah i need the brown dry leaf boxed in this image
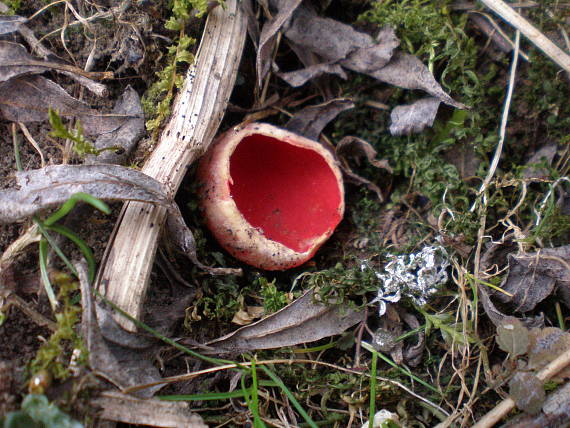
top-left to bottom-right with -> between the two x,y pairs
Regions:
389,97 -> 441,136
496,246 -> 570,313
477,279 -> 544,328
527,327 -> 570,379
336,135 -> 392,201
285,97 -> 354,140
0,41 -> 45,82
0,75 -> 128,136
277,62 -> 347,87
256,0 -> 304,86
0,164 -> 169,224
275,4 -> 465,109
523,143 -> 558,179
92,390 -> 207,428
503,382 -> 570,428
85,86 -> 145,165
165,204 -> 243,276
370,52 -> 466,109
232,306 -> 265,325
0,16 -> 27,36
0,40 -> 110,81
496,317 -> 530,358
205,289 -> 362,354
336,136 -> 392,172
444,141 -> 480,180
242,0 -> 260,49
401,310 -> 425,367
283,6 -> 398,70
509,372 -> 545,415
77,262 -> 163,397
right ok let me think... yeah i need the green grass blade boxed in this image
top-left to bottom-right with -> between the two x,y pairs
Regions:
38,238 -> 58,311
159,390 -> 250,401
368,350 -> 378,428
361,342 -> 440,395
34,218 -> 78,278
45,223 -> 96,283
44,192 -> 110,227
260,365 -> 317,428
250,359 -> 266,428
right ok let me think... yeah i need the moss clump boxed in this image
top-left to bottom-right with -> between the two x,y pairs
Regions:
30,273 -> 87,383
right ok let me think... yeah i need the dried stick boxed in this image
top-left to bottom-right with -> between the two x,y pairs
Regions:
472,349 -> 570,427
479,0 -> 570,73
95,0 -> 247,330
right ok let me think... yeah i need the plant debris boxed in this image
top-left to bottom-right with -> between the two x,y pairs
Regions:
389,97 -> 441,136
509,372 -> 546,415
0,164 -> 168,224
85,86 -> 145,165
205,289 -> 362,354
0,75 -> 127,136
92,390 -> 207,428
284,97 -> 354,140
0,41 -> 111,82
0,15 -> 26,35
77,262 -> 163,397
495,246 -> 570,313
1,0 -> 570,426
496,317 -> 530,358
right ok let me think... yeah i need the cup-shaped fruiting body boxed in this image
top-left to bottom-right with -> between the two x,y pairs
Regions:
197,123 -> 345,270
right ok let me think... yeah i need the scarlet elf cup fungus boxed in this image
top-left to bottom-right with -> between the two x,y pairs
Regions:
197,123 -> 345,270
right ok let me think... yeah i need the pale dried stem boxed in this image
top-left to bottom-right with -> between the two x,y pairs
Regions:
95,0 -> 247,330
480,0 -> 570,72
473,348 -> 570,427
18,122 -> 46,167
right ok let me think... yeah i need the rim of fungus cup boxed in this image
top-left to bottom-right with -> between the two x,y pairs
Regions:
197,123 -> 345,270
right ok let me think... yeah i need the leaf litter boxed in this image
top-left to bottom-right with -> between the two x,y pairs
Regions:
204,289 -> 362,354
257,0 -> 466,136
0,164 -> 169,224
488,246 -> 570,313
0,40 -> 111,82
0,75 -> 129,136
2,0 -> 570,426
0,15 -> 27,35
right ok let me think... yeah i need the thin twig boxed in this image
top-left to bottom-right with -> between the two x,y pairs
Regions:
473,348 -> 570,427
18,122 -> 46,167
479,0 -> 570,72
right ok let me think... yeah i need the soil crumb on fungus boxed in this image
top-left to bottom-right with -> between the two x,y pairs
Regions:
198,123 -> 345,270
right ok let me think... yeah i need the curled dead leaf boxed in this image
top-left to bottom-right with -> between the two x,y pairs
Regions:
496,246 -> 570,312
0,16 -> 27,35
285,98 -> 354,140
0,75 -> 129,136
0,164 -> 169,224
205,289 -> 362,354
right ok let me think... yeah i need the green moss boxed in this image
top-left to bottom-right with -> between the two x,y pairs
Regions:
31,273 -> 87,382
4,0 -> 20,13
257,277 -> 289,313
142,34 -> 196,137
302,262 -> 382,310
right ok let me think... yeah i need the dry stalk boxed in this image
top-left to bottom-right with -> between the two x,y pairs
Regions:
95,0 -> 247,330
480,0 -> 570,73
472,348 -> 570,427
